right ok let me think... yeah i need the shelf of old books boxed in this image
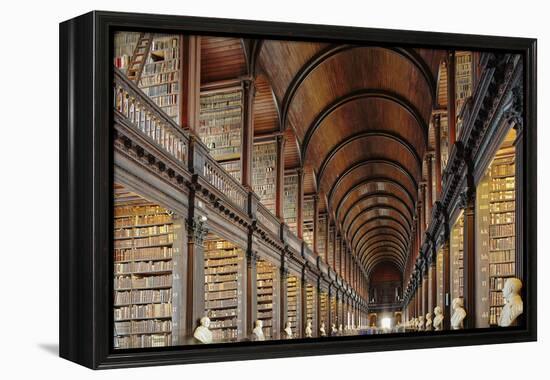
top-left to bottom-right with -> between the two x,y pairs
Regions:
455,51 -> 473,137
113,188 -> 176,349
256,259 -> 279,339
476,128 -> 517,327
330,295 -> 337,327
286,275 -> 301,333
283,173 -> 298,234
450,212 -> 464,300
318,214 -> 327,259
327,225 -> 334,267
302,197 -> 314,249
440,115 -> 450,173
138,34 -> 181,124
306,283 -> 317,335
199,87 -> 243,178
252,142 -> 277,213
204,235 -> 245,343
113,32 -> 140,73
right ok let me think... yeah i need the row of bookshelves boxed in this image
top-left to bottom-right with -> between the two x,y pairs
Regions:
114,320 -> 172,336
114,247 -> 173,262
114,334 -> 172,349
451,214 -> 464,299
287,276 -> 300,331
284,174 -> 298,233
114,234 -> 174,249
114,224 -> 174,239
114,303 -> 172,321
257,259 -> 277,339
115,274 -> 173,290
114,289 -> 172,306
115,260 -> 173,275
252,142 -> 277,213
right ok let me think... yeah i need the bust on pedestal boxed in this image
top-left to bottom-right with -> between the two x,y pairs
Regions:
283,320 -> 293,339
320,322 -> 327,337
451,297 -> 466,330
331,323 -> 338,336
193,316 -> 213,344
498,277 -> 523,327
425,313 -> 433,331
305,320 -> 313,338
433,306 -> 444,331
252,320 -> 265,341
338,324 -> 343,336
417,315 -> 425,331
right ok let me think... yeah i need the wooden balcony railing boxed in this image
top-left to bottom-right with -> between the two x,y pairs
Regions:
114,69 -> 188,166
257,203 -> 280,237
202,154 -> 248,212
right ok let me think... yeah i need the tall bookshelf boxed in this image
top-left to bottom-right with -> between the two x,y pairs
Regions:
476,129 -> 517,327
199,87 -> 243,182
335,236 -> 342,275
286,275 -> 301,333
138,35 -> 181,124
252,142 -> 277,213
440,115 -> 450,173
284,174 -> 298,233
306,283 -> 317,336
327,226 -> 334,267
455,52 -> 473,116
320,291 -> 329,330
204,237 -> 245,343
113,32 -> 140,74
113,202 -> 176,349
256,259 -> 279,339
318,214 -> 327,259
450,213 -> 464,300
330,295 -> 337,328
302,197 -> 314,249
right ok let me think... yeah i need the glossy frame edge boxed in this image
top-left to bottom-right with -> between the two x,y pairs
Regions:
59,10 -> 537,370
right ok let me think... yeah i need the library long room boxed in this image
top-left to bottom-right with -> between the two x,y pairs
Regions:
112,32 -> 525,348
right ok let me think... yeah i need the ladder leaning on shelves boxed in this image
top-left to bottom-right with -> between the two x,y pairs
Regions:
127,33 -> 153,83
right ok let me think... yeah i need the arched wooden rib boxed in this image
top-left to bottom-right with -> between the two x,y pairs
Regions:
356,234 -> 407,258
278,45 -> 435,133
345,205 -> 412,242
354,226 -> 409,254
349,215 -> 410,250
317,132 -> 422,188
301,89 -> 428,163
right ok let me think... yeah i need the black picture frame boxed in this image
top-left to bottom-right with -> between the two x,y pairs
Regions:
59,10 -> 537,369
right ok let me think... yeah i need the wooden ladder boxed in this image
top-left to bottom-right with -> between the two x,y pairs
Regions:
126,33 -> 153,84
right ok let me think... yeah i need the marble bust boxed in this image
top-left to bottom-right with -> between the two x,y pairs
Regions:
451,297 -> 466,330
417,315 -> 425,331
338,324 -> 343,335
193,316 -> 213,344
283,321 -> 293,339
498,277 -> 523,327
320,322 -> 327,337
305,320 -> 313,338
252,320 -> 265,341
425,312 -> 433,331
331,323 -> 338,336
433,306 -> 444,331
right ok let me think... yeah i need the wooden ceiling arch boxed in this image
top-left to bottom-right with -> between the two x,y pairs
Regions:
356,234 -> 407,260
345,205 -> 412,242
341,193 -> 413,236
362,251 -> 405,274
361,241 -> 406,264
354,227 -> 409,254
366,257 -> 405,279
349,215 -> 410,251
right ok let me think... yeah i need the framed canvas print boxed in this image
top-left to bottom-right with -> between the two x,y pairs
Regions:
59,11 -> 537,369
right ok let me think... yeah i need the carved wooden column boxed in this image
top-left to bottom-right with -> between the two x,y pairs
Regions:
324,216 -> 330,263
297,168 -> 304,238
461,186 -> 476,329
316,277 -> 322,336
510,87 -> 524,281
245,234 -> 258,337
275,135 -> 285,221
279,257 -> 288,339
434,114 -> 443,200
428,244 -> 437,315
422,265 -> 429,317
185,215 -> 207,337
447,50 -> 457,147
328,284 -> 333,330
313,194 -> 319,254
179,35 -> 201,130
241,79 -> 256,188
426,154 -> 434,224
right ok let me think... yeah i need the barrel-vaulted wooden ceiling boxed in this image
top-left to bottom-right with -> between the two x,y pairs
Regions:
200,36 -> 445,279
